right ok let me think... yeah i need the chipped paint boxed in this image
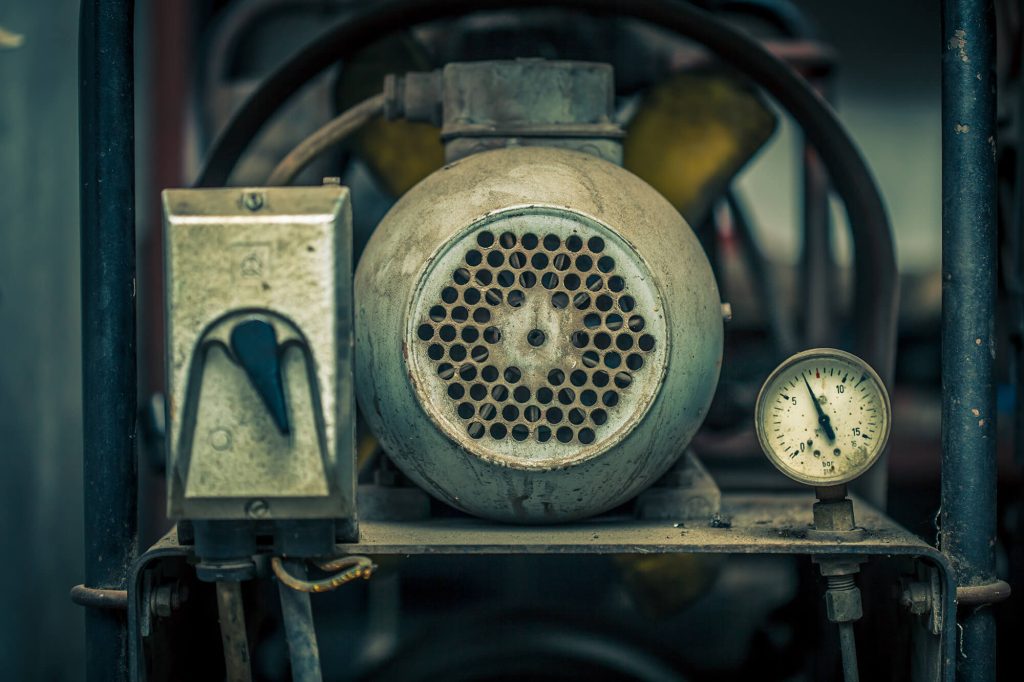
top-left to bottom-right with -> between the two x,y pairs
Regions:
955,123 -> 971,134
949,28 -> 969,63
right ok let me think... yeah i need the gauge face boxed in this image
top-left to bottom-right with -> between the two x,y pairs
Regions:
754,348 -> 891,486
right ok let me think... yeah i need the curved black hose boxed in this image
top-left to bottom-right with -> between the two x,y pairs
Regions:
195,0 -> 896,390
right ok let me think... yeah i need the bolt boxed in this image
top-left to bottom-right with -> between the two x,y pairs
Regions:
245,499 -> 270,519
242,192 -> 264,211
150,581 -> 189,618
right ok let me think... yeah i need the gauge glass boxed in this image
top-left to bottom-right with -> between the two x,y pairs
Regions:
755,348 -> 891,486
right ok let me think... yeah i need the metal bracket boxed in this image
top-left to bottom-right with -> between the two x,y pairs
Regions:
70,584 -> 128,611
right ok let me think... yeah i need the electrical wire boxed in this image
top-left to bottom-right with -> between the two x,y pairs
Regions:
267,93 -> 386,186
271,555 -> 377,593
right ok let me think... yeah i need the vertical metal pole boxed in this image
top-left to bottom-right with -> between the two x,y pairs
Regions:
79,2 -> 137,681
940,1 -> 997,681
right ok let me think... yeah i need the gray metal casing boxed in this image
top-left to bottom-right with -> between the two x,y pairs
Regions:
355,147 -> 722,522
163,186 -> 355,522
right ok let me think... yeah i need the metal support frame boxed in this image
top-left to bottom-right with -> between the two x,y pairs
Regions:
940,1 -> 1000,681
79,1 -> 137,681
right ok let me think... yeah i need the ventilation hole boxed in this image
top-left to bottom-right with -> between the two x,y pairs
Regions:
608,275 -> 625,292
603,391 -> 620,407
573,293 -> 591,310
543,234 -> 560,251
594,332 -> 611,349
557,426 -> 573,443
628,315 -> 646,332
468,422 -> 484,438
551,292 -> 569,309
541,272 -> 559,289
593,371 -> 609,387
587,236 -> 605,253
439,325 -> 457,342
470,384 -> 487,400
638,334 -> 656,351
514,386 -> 531,403
503,366 -> 522,383
546,407 -> 563,424
537,387 -> 554,404
614,372 -> 633,388
508,252 -> 526,268
568,408 -> 585,425
449,345 -> 466,362
477,231 -> 495,248
508,290 -> 525,307
570,370 -> 587,387
537,425 -> 552,442
592,409 -> 608,425
428,344 -> 444,360
605,313 -> 623,331
457,402 -> 474,419
563,273 -> 581,290
441,287 -> 458,303
527,329 -> 546,347
464,288 -> 481,305
626,353 -> 644,371
571,331 -> 589,348
479,404 -> 497,421
586,274 -> 603,291
474,308 -> 492,324
491,385 -> 509,401
512,424 -> 530,441
616,334 -> 633,351
583,313 -> 601,329
553,253 -> 571,271
582,350 -> 600,368
417,324 -> 433,341
485,289 -> 503,305
532,253 -> 549,269
521,233 -> 539,249
459,364 -> 477,381
576,254 -> 593,271
604,352 -> 621,369
525,405 -> 541,422
451,306 -> 469,323
461,327 -> 479,343
482,325 -> 501,343
436,363 -> 455,380
619,295 -> 636,312
499,231 -> 517,249
597,256 -> 615,273
579,427 -> 596,444
548,369 -> 565,386
487,251 -> 505,267
558,388 -> 576,405
519,271 -> 537,288
448,383 -> 465,400
497,270 -> 515,287
595,295 -> 613,312
502,405 -> 520,421
453,267 -> 471,285
580,389 -> 597,406
466,251 -> 482,267
429,305 -> 446,322
481,366 -> 499,382
564,235 -> 582,252
490,423 -> 508,439
471,345 -> 489,362
475,270 -> 493,285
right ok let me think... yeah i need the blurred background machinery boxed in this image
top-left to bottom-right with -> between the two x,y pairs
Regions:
2,0 -> 1023,680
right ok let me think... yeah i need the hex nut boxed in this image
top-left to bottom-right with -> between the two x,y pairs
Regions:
825,587 -> 863,623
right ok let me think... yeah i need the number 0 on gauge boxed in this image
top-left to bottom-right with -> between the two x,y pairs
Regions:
754,348 -> 892,486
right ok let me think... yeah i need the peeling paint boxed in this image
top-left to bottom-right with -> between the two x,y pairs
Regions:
955,123 -> 970,134
949,28 -> 969,63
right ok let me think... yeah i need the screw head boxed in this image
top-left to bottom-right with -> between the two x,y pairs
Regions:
245,499 -> 270,519
243,192 -> 265,211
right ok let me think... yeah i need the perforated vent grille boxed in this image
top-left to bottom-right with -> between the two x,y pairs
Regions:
409,209 -> 667,464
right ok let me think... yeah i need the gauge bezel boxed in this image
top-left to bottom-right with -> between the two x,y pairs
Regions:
754,347 -> 892,486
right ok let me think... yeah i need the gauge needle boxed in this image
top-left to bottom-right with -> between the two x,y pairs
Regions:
803,375 -> 836,441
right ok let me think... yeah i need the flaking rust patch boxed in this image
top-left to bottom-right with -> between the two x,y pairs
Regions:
949,29 -> 969,63
955,123 -> 970,135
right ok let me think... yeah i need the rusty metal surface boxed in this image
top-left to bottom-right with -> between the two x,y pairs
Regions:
70,585 -> 129,611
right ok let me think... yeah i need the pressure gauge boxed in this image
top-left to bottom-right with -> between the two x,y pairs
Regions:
755,348 -> 891,486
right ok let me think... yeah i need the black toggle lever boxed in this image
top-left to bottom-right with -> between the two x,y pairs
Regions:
230,319 -> 290,435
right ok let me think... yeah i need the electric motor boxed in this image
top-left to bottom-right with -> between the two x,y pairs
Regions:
355,146 -> 722,522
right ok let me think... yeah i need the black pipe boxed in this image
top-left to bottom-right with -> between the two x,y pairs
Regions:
939,1 -> 998,681
79,2 -> 137,681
